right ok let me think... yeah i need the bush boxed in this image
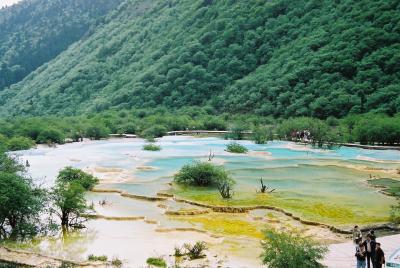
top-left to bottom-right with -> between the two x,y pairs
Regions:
252,127 -> 273,144
146,257 -> 166,267
85,125 -> 110,140
6,136 -> 35,151
141,125 -> 167,138
203,117 -> 227,130
174,161 -> 232,187
120,123 -> 136,134
143,143 -> 161,151
225,123 -> 248,140
184,241 -> 207,260
225,142 -> 248,153
111,257 -> 122,267
218,180 -> 234,199
261,230 -> 327,268
37,128 -> 65,144
391,201 -> 400,224
174,246 -> 184,257
88,254 -> 108,261
57,166 -> 99,190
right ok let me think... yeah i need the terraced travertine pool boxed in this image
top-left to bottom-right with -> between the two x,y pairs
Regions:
9,136 -> 400,267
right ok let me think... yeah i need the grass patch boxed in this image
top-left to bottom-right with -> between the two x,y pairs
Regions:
184,241 -> 207,260
88,254 -> 107,261
225,142 -> 248,153
111,257 -> 122,267
146,257 -> 166,267
143,143 -> 161,151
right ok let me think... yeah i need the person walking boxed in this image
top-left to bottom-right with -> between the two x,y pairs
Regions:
375,243 -> 385,268
353,225 -> 363,245
355,242 -> 367,268
363,234 -> 376,268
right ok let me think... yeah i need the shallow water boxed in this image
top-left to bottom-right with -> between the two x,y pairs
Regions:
12,137 -> 400,267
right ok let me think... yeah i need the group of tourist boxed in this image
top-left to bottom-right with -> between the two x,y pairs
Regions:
291,129 -> 312,141
353,226 -> 385,268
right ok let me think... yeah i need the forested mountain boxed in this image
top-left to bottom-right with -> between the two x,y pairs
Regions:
0,0 -> 124,90
0,0 -> 399,118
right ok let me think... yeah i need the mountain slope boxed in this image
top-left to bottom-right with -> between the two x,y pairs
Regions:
0,0 -> 124,90
1,0 -> 399,118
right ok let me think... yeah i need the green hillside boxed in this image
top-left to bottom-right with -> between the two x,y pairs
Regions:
0,0 -> 124,90
0,0 -> 399,118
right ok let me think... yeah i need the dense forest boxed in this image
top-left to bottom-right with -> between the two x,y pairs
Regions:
0,0 -> 123,90
0,0 -> 399,117
1,108 -> 399,152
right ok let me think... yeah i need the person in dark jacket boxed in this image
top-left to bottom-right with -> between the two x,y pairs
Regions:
363,234 -> 376,268
375,243 -> 385,268
368,230 -> 376,241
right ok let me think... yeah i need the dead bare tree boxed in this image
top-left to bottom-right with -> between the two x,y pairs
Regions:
258,178 -> 276,194
208,149 -> 215,161
260,178 -> 267,193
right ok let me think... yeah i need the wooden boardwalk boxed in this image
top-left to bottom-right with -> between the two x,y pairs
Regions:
322,234 -> 400,267
166,130 -> 252,135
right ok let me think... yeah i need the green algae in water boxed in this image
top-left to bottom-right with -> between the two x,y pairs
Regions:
368,178 -> 400,197
171,178 -> 394,227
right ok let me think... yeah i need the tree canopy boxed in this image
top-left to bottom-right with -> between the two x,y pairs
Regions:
0,153 -> 46,240
0,0 -> 124,91
0,0 -> 398,118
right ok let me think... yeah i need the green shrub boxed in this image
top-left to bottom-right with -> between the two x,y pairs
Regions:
184,241 -> 207,260
85,125 -> 110,140
146,257 -> 166,267
143,143 -> 161,151
57,166 -> 99,190
111,257 -> 122,267
174,161 -> 233,187
218,180 -> 234,199
261,230 -> 327,268
225,123 -> 248,140
174,246 -> 184,257
121,123 -> 136,134
141,125 -> 167,138
203,117 -> 227,130
225,142 -> 248,153
6,136 -> 35,151
88,254 -> 108,261
391,201 -> 400,224
37,128 -> 65,144
252,127 -> 273,144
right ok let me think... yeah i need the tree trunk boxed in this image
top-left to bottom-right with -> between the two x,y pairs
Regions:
61,212 -> 69,227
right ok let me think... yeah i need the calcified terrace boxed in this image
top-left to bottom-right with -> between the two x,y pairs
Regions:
7,136 -> 399,267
